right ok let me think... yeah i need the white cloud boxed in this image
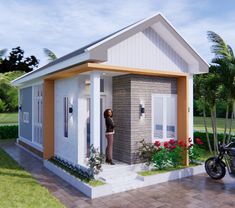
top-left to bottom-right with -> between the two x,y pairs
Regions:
0,0 -> 234,67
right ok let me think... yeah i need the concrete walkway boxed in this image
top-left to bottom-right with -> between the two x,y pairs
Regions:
1,140 -> 235,208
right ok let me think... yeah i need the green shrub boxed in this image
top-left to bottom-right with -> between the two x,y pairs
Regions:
168,145 -> 184,167
138,139 -> 157,165
0,125 -> 18,139
152,147 -> 169,170
193,131 -> 234,150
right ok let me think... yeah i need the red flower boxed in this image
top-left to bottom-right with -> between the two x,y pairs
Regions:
188,143 -> 193,149
195,138 -> 204,145
154,141 -> 161,147
188,137 -> 192,143
169,145 -> 176,150
163,142 -> 169,148
178,140 -> 185,148
169,139 -> 175,145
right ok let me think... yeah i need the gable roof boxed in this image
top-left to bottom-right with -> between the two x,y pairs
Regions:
12,13 -> 208,86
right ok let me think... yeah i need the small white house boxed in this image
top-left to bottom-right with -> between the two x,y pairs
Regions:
12,13 -> 208,167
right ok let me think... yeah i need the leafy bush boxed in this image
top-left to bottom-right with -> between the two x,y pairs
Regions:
49,156 -> 94,180
0,71 -> 24,112
88,145 -> 104,175
0,125 -> 18,139
188,138 -> 205,164
152,147 -> 169,170
138,139 -> 157,165
193,131 -> 232,150
139,138 -> 205,170
168,144 -> 184,167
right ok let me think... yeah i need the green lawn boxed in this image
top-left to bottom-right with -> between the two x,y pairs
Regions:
0,148 -> 64,208
194,116 -> 235,133
0,113 -> 18,124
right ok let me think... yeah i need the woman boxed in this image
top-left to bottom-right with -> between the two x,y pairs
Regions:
104,109 -> 115,165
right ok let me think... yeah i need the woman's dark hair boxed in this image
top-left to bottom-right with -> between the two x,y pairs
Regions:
104,109 -> 113,118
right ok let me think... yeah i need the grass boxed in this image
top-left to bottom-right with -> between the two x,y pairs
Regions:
0,148 -> 64,208
0,113 -> 18,124
194,116 -> 235,133
139,166 -> 190,176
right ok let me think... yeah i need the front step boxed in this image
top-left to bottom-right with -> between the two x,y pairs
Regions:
97,163 -> 146,194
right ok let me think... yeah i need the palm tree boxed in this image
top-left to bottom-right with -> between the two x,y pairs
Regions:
43,48 -> 57,62
207,31 -> 235,144
0,49 -> 7,64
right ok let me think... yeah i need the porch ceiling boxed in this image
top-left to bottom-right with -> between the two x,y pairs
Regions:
44,63 -> 188,80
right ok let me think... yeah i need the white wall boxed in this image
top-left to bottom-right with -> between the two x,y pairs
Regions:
77,74 -> 113,165
105,27 -> 188,73
54,74 -> 113,165
54,77 -> 78,164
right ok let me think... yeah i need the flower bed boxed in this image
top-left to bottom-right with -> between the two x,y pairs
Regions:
138,164 -> 200,176
44,160 -> 112,199
137,164 -> 205,185
49,157 -> 105,187
138,137 -> 205,171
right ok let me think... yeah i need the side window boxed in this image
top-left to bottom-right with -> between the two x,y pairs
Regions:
152,94 -> 177,141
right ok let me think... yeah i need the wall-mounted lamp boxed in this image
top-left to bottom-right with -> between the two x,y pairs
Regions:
69,106 -> 73,114
140,101 -> 145,119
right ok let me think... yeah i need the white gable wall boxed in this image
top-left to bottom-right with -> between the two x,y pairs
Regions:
104,27 -> 188,73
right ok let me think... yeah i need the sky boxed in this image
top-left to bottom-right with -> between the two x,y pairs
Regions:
0,0 -> 235,67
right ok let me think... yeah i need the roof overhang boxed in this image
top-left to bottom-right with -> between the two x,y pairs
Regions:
45,63 -> 188,80
12,13 -> 208,87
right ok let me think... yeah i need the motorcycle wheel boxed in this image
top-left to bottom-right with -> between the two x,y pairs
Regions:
205,157 -> 226,180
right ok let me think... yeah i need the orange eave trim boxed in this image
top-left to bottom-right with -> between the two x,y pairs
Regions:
45,63 -> 188,80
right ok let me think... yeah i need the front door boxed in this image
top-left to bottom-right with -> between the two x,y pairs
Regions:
85,96 -> 106,157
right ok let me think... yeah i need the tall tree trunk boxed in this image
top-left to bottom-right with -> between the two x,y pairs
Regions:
210,108 -> 216,155
223,103 -> 229,144
203,106 -> 212,153
228,101 -> 235,143
213,106 -> 219,153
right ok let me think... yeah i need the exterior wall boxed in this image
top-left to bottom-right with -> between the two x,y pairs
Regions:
113,74 -> 177,164
105,27 -> 188,73
77,74 -> 113,165
54,77 -> 79,164
112,76 -> 132,163
19,86 -> 32,141
54,74 -> 113,165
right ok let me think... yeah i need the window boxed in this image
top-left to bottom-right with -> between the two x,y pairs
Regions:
23,112 -> 29,123
33,84 -> 43,145
100,79 -> 104,92
64,97 -> 68,138
152,94 -> 177,141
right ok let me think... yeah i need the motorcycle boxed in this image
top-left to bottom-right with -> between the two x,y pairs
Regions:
205,141 -> 235,179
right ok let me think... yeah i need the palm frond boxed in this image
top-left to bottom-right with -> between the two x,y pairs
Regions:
0,48 -> 7,58
43,48 -> 57,62
227,45 -> 234,59
207,31 -> 232,60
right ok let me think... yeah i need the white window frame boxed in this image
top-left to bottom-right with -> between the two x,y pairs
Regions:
152,94 -> 177,142
32,84 -> 43,148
